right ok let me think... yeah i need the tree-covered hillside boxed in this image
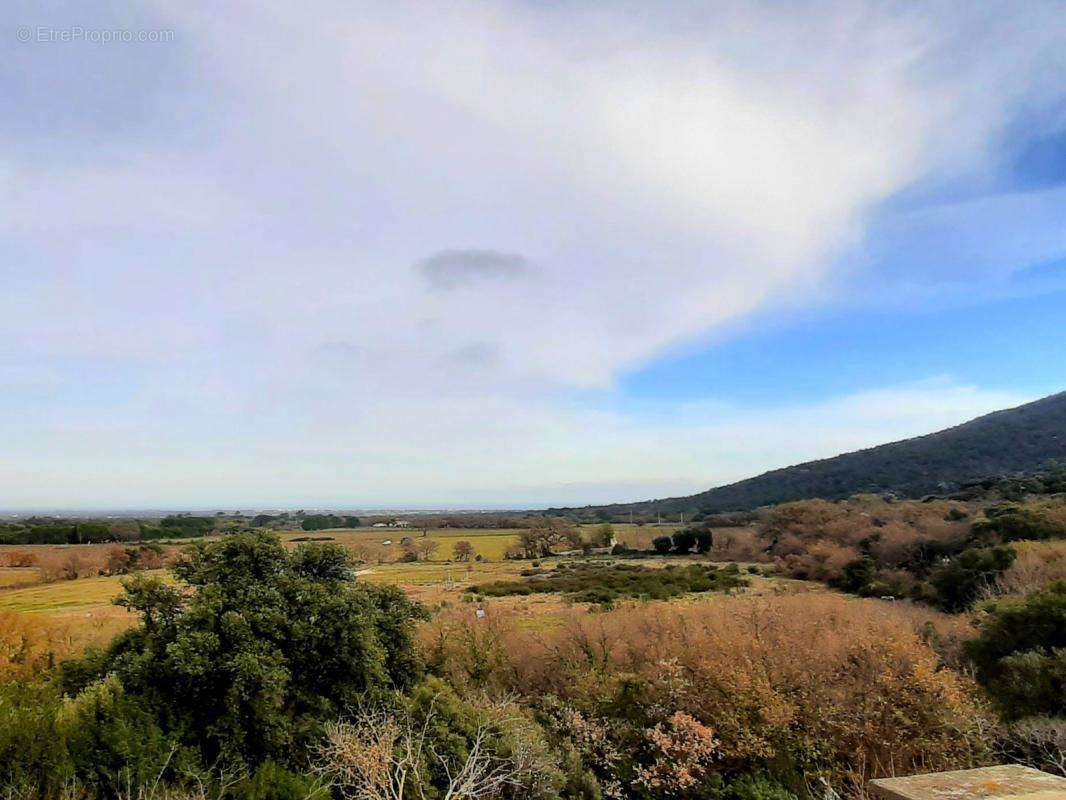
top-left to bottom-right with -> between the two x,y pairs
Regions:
555,391 -> 1066,516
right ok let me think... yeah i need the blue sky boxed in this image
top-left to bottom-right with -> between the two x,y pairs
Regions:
620,281 -> 1066,411
2,1 -> 1065,509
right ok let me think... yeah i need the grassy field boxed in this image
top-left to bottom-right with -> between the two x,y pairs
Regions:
276,523 -> 681,561
0,574 -> 147,614
0,523 -> 689,656
0,550 -> 793,665
0,567 -> 41,588
278,527 -> 522,561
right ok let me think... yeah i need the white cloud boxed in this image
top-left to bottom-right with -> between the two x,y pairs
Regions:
1,1 -> 1063,505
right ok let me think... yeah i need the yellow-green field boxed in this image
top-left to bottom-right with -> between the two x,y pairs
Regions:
0,522 -> 690,654
0,567 -> 41,588
278,527 -> 521,561
0,574 -> 146,614
276,523 -> 681,562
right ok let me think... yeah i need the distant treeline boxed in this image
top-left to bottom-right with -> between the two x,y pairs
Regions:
0,515 -> 217,545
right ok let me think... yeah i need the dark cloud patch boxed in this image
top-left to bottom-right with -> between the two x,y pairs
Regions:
415,249 -> 529,291
448,341 -> 498,367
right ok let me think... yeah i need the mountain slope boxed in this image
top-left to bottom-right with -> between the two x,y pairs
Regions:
554,391 -> 1066,516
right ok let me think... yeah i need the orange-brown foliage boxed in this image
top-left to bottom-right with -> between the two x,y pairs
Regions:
709,527 -> 766,562
0,543 -> 182,585
993,539 -> 1066,598
764,497 -> 972,583
422,594 -> 993,791
0,611 -> 128,681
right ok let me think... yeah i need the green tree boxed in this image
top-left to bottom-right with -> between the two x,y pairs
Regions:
66,533 -> 428,767
671,530 -> 696,554
694,530 -> 713,553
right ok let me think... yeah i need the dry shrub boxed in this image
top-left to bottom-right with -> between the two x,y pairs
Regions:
764,497 -> 973,585
780,540 -> 860,582
616,528 -> 659,551
423,594 -> 993,792
0,611 -> 129,681
994,540 -> 1066,598
346,541 -> 395,565
1030,497 -> 1066,527
710,528 -> 765,562
1,551 -> 38,568
3,544 -> 182,584
26,548 -> 111,582
765,500 -> 852,543
867,522 -> 924,567
996,716 -> 1066,776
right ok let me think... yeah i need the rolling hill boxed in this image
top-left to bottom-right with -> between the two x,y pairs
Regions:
552,391 -> 1066,516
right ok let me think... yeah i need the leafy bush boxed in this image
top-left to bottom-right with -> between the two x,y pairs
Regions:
652,536 -> 672,554
469,563 -> 746,604
966,580 -> 1066,719
839,557 -> 877,593
57,675 -> 181,796
973,504 -> 1066,542
234,760 -> 319,800
930,546 -> 1016,611
0,681 -> 71,795
722,774 -> 800,800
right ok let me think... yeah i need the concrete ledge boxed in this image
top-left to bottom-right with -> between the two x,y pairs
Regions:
869,766 -> 1066,800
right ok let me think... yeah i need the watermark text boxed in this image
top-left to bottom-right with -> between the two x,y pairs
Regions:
17,25 -> 175,44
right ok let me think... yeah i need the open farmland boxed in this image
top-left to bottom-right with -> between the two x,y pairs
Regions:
0,545 -> 765,658
276,522 -> 681,561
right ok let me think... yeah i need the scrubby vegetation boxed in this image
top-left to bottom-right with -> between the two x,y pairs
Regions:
469,562 -> 746,604
726,489 -> 1066,611
5,461 -> 1066,799
423,595 -> 994,796
967,581 -> 1066,720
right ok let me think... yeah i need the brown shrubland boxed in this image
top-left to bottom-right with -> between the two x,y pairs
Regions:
764,498 -> 972,583
992,539 -> 1066,598
423,593 -> 993,792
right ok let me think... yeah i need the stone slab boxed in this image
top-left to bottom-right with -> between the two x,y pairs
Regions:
869,766 -> 1066,800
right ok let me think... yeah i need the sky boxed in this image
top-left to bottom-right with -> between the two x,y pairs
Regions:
2,0 -> 1065,510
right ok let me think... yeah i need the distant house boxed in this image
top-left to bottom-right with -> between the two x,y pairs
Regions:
372,522 -> 388,528
394,520 -> 412,528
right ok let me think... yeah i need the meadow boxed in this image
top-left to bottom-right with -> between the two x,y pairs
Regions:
276,522 -> 679,560
0,521 -> 749,669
